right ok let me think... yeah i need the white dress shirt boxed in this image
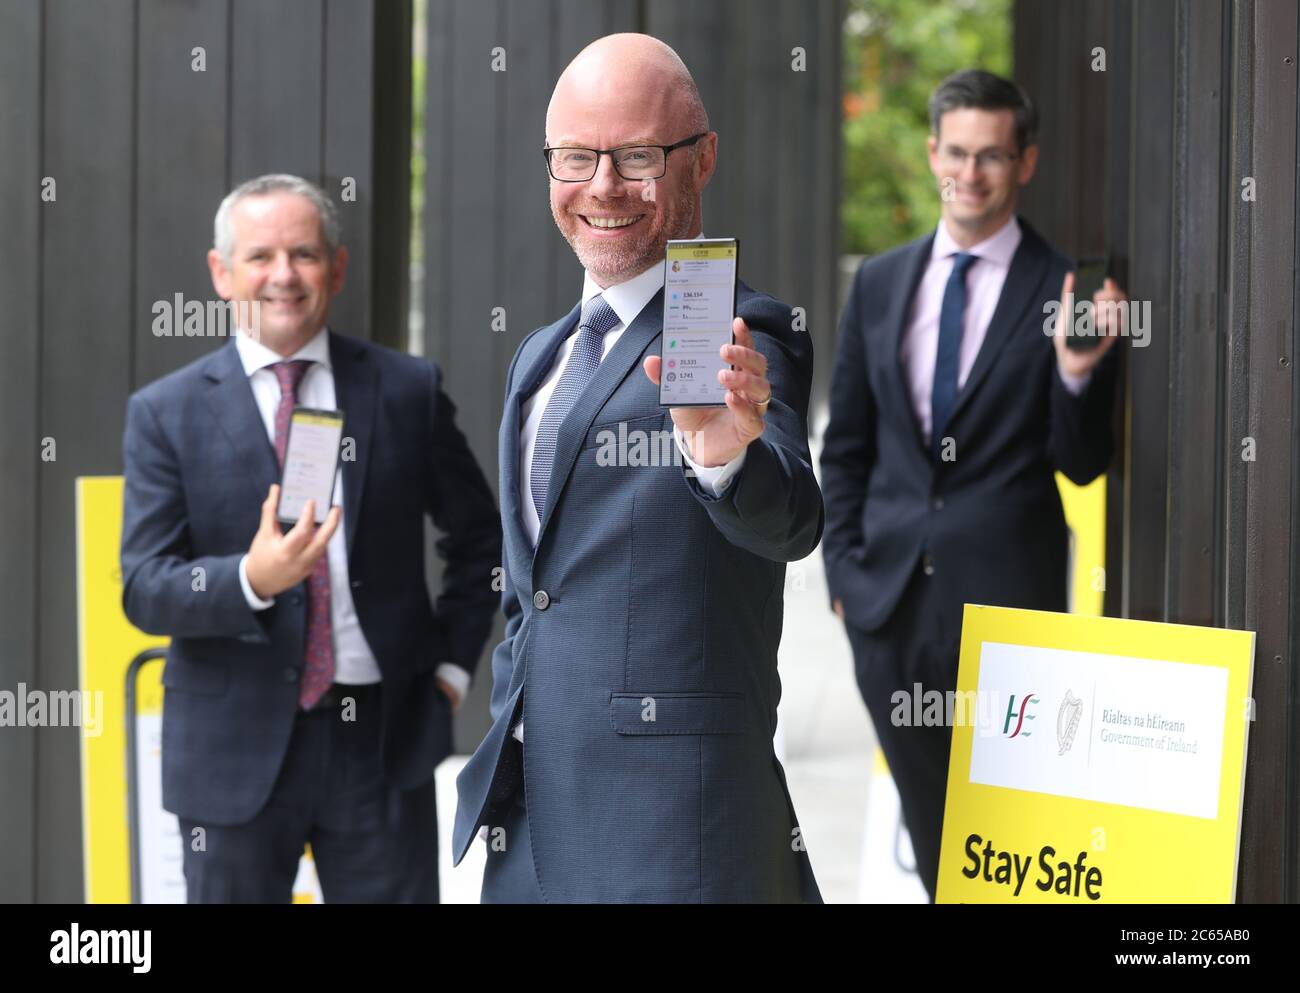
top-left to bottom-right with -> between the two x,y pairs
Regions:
511,260 -> 746,741
901,216 -> 1089,445
235,327 -> 469,699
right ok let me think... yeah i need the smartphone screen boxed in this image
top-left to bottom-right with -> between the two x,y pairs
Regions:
276,407 -> 345,525
1065,255 -> 1109,352
660,238 -> 739,407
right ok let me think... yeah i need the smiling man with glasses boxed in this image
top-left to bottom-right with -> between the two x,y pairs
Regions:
821,69 -> 1128,900
452,32 -> 823,904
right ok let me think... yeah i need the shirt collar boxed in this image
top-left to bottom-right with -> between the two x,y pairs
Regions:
578,232 -> 709,330
235,325 -> 332,377
932,214 -> 1021,268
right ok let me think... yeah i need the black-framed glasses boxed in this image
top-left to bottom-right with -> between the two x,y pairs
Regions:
542,132 -> 708,182
938,145 -> 1020,172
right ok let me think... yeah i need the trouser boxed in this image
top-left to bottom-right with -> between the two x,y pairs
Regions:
844,563 -> 961,901
479,738 -> 543,903
178,682 -> 439,903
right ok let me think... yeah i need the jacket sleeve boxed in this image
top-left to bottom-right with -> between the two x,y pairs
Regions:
119,390 -> 269,642
682,294 -> 824,563
1046,342 -> 1119,485
819,261 -> 878,605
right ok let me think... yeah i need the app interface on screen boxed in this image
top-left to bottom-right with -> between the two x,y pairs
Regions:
661,239 -> 737,406
278,411 -> 343,524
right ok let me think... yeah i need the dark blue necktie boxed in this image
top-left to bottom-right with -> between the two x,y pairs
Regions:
529,295 -> 620,519
930,252 -> 977,459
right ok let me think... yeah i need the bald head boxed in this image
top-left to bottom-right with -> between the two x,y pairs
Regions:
545,33 -> 717,287
546,33 -> 708,144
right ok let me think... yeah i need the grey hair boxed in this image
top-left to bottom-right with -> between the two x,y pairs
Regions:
213,173 -> 340,264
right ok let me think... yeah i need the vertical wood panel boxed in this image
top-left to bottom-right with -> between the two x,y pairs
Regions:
0,0 -> 42,905
1235,0 -> 1294,904
1102,0 -> 1132,619
134,0 -> 229,388
443,0 -> 500,466
1121,0 -> 1174,622
229,0 -> 323,182
502,0 -> 561,411
1165,0 -> 1225,629
324,0 -> 379,341
40,0 -> 138,903
1019,0 -> 1299,902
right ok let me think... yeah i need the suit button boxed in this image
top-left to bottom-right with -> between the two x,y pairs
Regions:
533,590 -> 550,610
350,579 -> 362,589
288,592 -> 303,606
283,667 -> 299,683
922,554 -> 936,577
932,497 -> 945,510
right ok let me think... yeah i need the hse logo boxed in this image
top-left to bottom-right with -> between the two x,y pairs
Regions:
1002,692 -> 1039,738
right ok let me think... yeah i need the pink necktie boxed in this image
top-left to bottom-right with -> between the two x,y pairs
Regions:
271,361 -> 335,709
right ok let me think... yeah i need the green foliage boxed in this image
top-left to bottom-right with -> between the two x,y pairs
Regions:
842,0 -> 1011,256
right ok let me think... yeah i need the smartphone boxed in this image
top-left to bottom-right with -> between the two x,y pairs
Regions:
1064,255 -> 1109,352
276,407 -> 345,525
660,238 -> 739,407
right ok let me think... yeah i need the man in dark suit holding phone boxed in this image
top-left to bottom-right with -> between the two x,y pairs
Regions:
821,70 -> 1126,899
451,34 -> 823,903
121,174 -> 500,903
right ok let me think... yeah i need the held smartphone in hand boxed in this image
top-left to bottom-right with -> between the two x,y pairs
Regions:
1064,255 -> 1109,352
660,238 -> 739,407
276,407 -> 345,525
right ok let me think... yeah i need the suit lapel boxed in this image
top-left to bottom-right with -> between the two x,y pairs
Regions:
946,223 -> 1049,427
535,290 -> 664,546
887,234 -> 936,458
329,332 -> 378,562
500,304 -> 581,572
202,341 -> 279,499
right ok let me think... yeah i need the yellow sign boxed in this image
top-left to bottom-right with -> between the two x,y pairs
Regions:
1057,472 -> 1105,617
77,476 -> 167,903
77,475 -> 323,903
936,605 -> 1254,903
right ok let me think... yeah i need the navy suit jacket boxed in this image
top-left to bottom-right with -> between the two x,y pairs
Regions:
820,218 -> 1118,634
452,283 -> 824,903
121,331 -> 501,826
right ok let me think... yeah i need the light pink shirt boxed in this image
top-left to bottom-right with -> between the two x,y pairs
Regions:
900,217 -> 1090,445
900,216 -> 1023,445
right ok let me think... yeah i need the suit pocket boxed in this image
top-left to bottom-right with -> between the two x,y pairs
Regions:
609,691 -> 746,735
161,658 -> 229,696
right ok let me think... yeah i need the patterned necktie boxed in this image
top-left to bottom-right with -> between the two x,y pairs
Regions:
529,295 -> 620,519
271,360 -> 335,710
930,252 -> 978,459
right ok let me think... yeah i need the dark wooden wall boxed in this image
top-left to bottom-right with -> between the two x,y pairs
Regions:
1016,0 -> 1299,903
422,0 -> 843,749
0,0 -> 841,903
0,0 -> 410,904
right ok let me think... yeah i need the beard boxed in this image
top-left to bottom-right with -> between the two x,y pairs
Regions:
554,173 -> 699,285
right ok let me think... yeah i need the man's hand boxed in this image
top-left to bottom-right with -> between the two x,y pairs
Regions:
1053,271 -> 1125,380
245,484 -> 342,600
643,316 -> 770,467
436,677 -> 462,713
833,598 -> 845,621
